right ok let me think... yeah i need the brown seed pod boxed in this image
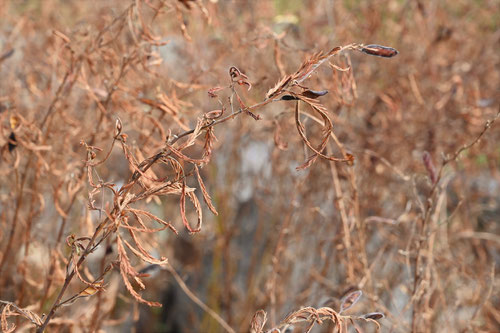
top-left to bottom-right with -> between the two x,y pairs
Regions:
361,44 -> 399,58
301,89 -> 329,99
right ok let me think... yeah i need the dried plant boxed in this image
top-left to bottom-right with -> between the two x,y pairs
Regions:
0,1 -> 498,332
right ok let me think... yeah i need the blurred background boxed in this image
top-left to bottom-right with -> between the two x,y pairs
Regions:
0,0 -> 498,332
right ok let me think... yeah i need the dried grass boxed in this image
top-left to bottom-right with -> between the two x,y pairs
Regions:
0,0 -> 499,332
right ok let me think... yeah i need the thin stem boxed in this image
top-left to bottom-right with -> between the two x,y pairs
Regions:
165,262 -> 235,333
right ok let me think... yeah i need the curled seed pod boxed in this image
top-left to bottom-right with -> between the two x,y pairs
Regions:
361,44 -> 399,58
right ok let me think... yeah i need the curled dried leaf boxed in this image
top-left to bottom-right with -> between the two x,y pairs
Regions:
340,290 -> 362,313
250,310 -> 267,333
205,109 -> 224,120
179,180 -> 202,233
117,236 -> 162,307
194,165 -> 218,215
208,86 -> 225,98
78,281 -> 104,297
294,97 -> 351,168
0,301 -> 43,331
360,44 -> 399,58
229,66 -> 252,90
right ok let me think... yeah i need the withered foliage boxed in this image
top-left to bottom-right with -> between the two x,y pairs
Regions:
0,0 -> 499,332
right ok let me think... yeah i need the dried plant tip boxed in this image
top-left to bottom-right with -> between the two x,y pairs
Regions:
229,66 -> 244,79
301,89 -> 328,99
360,44 -> 399,58
229,66 -> 252,90
208,86 -> 224,98
362,312 -> 385,320
246,110 -> 262,120
340,290 -> 362,313
115,118 -> 123,137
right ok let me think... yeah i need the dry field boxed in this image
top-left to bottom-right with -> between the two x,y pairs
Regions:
0,0 -> 499,332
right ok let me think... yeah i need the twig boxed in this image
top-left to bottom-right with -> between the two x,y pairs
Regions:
165,262 -> 235,333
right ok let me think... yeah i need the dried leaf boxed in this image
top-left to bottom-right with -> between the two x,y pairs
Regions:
1,305 -> 16,333
179,180 -> 202,233
167,143 -> 208,164
202,126 -> 217,161
208,86 -> 225,98
250,310 -> 267,333
294,98 -> 351,168
292,46 -> 342,85
229,66 -> 252,90
0,301 -> 43,328
117,236 -> 162,307
266,75 -> 292,99
340,290 -> 362,313
205,109 -> 224,120
194,165 -> 218,215
78,281 -> 104,297
128,209 -> 178,234
123,235 -> 169,265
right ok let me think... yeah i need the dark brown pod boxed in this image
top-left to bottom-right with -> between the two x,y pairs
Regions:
361,44 -> 399,58
8,132 -> 17,152
301,89 -> 329,99
363,312 -> 385,320
280,95 -> 300,101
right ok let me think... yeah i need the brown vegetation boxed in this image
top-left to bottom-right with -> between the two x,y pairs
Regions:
0,0 -> 499,332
